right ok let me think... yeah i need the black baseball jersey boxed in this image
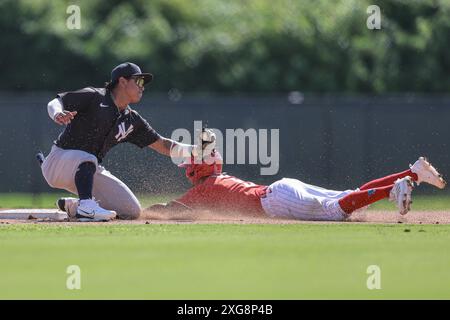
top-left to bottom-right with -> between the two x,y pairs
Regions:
55,87 -> 160,162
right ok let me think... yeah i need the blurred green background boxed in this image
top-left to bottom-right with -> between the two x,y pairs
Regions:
2,0 -> 450,93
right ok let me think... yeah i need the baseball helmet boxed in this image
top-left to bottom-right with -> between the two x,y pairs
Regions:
179,150 -> 223,184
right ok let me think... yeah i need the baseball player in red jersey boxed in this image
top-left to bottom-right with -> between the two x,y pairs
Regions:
148,151 -> 446,220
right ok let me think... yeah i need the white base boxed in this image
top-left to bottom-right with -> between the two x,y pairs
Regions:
0,209 -> 68,221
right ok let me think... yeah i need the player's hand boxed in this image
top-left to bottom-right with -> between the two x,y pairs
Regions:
54,111 -> 77,125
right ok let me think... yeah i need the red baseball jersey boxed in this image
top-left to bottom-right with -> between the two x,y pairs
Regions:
175,174 -> 268,215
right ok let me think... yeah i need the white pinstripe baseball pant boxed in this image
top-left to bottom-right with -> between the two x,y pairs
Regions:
260,178 -> 355,221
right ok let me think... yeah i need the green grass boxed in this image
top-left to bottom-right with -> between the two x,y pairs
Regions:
0,223 -> 450,299
1,193 -> 450,211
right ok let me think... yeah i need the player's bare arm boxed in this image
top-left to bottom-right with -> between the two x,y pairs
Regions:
148,137 -> 191,157
148,129 -> 216,158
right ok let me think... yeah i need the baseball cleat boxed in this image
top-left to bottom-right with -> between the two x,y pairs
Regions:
389,176 -> 414,215
76,199 -> 117,222
56,197 -> 79,218
410,157 -> 446,189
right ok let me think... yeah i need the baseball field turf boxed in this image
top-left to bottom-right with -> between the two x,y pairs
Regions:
1,193 -> 450,299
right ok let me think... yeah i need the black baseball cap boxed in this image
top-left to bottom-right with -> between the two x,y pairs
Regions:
110,62 -> 153,85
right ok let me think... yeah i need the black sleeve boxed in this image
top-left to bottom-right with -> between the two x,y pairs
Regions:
128,114 -> 161,148
56,87 -> 97,112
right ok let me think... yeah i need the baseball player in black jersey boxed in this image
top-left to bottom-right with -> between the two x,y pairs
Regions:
41,62 -> 215,221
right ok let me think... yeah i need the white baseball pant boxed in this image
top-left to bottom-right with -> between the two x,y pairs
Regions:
260,178 -> 355,221
41,145 -> 141,219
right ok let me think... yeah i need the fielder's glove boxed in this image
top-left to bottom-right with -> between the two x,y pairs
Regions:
201,128 -> 216,150
192,128 -> 216,159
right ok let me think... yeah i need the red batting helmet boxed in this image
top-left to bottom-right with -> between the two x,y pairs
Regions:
179,150 -> 223,184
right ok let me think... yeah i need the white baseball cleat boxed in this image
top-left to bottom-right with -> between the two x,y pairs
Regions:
410,157 -> 446,189
76,199 -> 117,222
389,176 -> 414,215
56,197 -> 79,218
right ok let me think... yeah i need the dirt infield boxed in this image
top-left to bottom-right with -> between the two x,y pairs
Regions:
141,209 -> 450,225
0,209 -> 448,225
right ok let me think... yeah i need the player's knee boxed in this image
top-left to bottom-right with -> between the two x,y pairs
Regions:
118,202 -> 141,220
127,205 -> 141,220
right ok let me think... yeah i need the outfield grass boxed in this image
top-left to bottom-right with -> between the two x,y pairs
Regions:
0,223 -> 449,299
1,193 -> 450,211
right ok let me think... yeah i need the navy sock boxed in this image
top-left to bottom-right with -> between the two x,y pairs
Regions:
75,162 -> 96,200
